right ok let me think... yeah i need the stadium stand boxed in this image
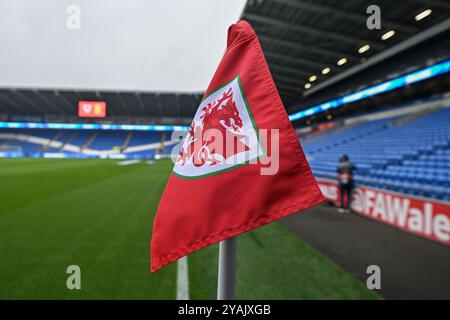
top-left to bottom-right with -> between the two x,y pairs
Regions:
68,132 -> 95,150
127,132 -> 162,147
89,131 -> 127,150
303,107 -> 450,202
0,129 -> 173,158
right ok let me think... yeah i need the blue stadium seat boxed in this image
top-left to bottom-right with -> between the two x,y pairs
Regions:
303,108 -> 450,202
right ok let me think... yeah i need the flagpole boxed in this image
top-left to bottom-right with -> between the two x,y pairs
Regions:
217,237 -> 237,300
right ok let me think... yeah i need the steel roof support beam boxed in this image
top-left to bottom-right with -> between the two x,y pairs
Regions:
277,82 -> 303,92
271,0 -> 417,34
58,92 -> 76,114
265,52 -> 328,70
279,88 -> 298,96
273,73 -> 304,86
16,91 -> 46,114
279,85 -> 303,94
270,63 -> 310,77
176,94 -> 181,117
273,78 -> 306,93
156,94 -> 164,118
304,17 -> 450,96
135,93 -> 147,116
0,91 -> 28,114
191,95 -> 200,116
405,0 -> 450,10
35,91 -> 63,115
0,96 -> 8,113
117,92 -> 129,117
245,13 -> 385,50
259,35 -> 358,60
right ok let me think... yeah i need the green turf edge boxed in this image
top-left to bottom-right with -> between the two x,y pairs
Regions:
188,222 -> 381,300
0,158 -> 381,299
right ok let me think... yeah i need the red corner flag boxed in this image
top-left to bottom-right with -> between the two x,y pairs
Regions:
151,20 -> 324,272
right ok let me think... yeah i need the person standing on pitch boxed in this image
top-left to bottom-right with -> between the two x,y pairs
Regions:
337,155 -> 356,213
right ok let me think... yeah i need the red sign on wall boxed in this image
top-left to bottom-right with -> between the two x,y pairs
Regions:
317,178 -> 450,245
78,101 -> 106,118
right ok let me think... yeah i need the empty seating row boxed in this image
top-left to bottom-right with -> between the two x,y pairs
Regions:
303,107 -> 450,202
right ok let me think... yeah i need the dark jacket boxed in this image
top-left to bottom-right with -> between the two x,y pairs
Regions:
337,161 -> 356,185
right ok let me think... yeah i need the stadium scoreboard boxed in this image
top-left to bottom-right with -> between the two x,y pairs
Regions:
78,101 -> 107,118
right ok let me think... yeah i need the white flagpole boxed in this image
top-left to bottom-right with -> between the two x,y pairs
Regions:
217,237 -> 237,300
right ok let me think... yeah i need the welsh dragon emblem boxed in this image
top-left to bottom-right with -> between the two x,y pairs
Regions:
177,87 -> 250,167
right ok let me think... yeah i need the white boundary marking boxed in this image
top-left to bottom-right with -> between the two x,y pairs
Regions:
176,256 -> 189,300
116,160 -> 141,166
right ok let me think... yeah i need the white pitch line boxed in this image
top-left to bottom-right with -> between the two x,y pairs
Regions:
116,160 -> 141,166
176,256 -> 189,300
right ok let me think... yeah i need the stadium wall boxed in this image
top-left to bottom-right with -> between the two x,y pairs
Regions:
317,178 -> 450,246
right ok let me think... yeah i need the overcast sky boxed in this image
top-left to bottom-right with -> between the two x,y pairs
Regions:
0,0 -> 247,92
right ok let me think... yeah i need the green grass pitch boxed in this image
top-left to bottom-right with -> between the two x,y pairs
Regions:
0,158 -> 378,299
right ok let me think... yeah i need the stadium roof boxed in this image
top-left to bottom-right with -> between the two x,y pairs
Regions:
1,0 -> 449,121
243,0 -> 450,106
0,89 -> 203,119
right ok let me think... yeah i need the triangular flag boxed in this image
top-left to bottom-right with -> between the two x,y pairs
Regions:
151,20 -> 324,272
